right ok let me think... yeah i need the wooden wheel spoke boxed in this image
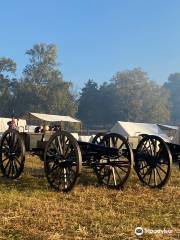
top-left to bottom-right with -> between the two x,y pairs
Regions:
148,140 -> 153,155
112,137 -> 118,148
64,144 -> 72,158
11,133 -> 16,149
51,142 -> 60,154
139,164 -> 148,171
2,156 -> 9,162
156,145 -> 164,159
101,167 -> 108,178
115,164 -> 129,170
13,160 -> 19,174
61,135 -> 66,153
156,164 -> 167,174
9,134 -> 13,149
11,161 -> 16,176
55,168 -> 63,188
114,167 -> 122,181
49,163 -> 59,174
153,140 -> 157,155
106,170 -> 111,185
105,139 -> 110,148
65,138 -> 69,144
153,168 -> 158,186
63,168 -> 70,189
66,166 -> 76,183
4,160 -> 10,170
66,151 -> 76,161
156,167 -> 163,182
148,169 -> 153,185
46,149 -> 58,158
14,148 -> 22,158
13,156 -> 19,164
156,146 -> 166,160
141,167 -> 151,179
118,142 -> 125,150
14,156 -> 22,166
7,161 -> 12,176
141,142 -> 151,156
141,162 -> 146,175
112,167 -> 117,185
116,165 -> 128,173
13,139 -> 19,152
50,168 -> 61,184
5,136 -> 11,146
57,136 -> 63,155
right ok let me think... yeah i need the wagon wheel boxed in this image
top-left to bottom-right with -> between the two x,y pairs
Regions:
44,131 -> 82,192
135,135 -> 172,188
92,132 -> 106,144
94,133 -> 133,189
138,134 -> 149,138
0,129 -> 25,179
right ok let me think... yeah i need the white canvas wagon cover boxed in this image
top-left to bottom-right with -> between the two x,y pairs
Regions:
24,112 -> 81,124
111,121 -> 169,141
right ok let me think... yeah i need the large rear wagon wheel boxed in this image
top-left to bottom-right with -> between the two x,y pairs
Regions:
0,129 -> 25,179
94,133 -> 133,189
44,131 -> 82,192
135,135 -> 172,188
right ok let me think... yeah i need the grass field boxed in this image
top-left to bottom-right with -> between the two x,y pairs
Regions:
0,156 -> 179,240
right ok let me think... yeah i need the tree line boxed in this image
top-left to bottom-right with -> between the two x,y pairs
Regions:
0,43 -> 180,128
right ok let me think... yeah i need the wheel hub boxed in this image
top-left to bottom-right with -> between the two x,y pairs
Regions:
8,152 -> 15,156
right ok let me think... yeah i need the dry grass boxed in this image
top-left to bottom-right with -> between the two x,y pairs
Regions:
0,156 -> 179,240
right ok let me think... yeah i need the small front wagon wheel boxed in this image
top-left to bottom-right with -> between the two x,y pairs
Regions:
44,131 -> 82,192
94,133 -> 133,189
0,129 -> 25,179
135,135 -> 172,188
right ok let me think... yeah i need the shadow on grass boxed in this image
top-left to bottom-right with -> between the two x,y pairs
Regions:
1,165 -> 176,193
78,170 -> 99,187
0,168 -> 101,193
0,174 -> 47,193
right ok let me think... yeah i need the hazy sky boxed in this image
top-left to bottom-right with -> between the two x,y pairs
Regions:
1,0 -> 180,91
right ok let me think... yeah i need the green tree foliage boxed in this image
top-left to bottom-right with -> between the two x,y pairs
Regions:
0,57 -> 16,116
77,80 -> 100,127
78,68 -> 170,128
12,43 -> 77,117
0,49 -> 171,128
111,68 -> 146,122
112,68 -> 170,124
164,73 -> 180,124
98,82 -> 118,126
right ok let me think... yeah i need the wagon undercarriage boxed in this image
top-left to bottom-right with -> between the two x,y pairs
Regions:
0,128 -> 178,192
